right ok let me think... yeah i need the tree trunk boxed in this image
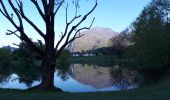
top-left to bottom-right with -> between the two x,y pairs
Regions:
37,14 -> 57,90
29,50 -> 59,90
39,52 -> 56,89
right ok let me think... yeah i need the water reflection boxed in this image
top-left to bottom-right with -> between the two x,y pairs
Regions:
0,61 -> 140,92
0,74 -> 40,89
110,65 -> 138,90
67,64 -> 139,91
69,64 -> 114,89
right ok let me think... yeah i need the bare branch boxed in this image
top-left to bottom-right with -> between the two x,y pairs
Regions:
65,0 -> 97,43
6,29 -> 20,39
65,3 -> 68,23
55,33 -> 84,59
54,14 -> 81,51
22,15 -> 45,38
8,0 -> 23,29
55,0 -> 97,52
31,0 -> 45,21
41,0 -> 48,14
6,29 -> 18,35
0,9 -> 7,17
68,17 -> 95,44
69,15 -> 81,24
16,1 -> 45,38
5,29 -> 43,55
54,6 -> 81,51
0,0 -> 44,56
13,43 -> 20,47
0,1 -> 10,17
0,1 -> 18,29
56,16 -> 95,56
54,0 -> 65,15
74,0 -> 79,17
68,34 -> 84,43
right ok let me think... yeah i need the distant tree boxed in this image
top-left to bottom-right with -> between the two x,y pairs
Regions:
109,32 -> 130,59
0,0 -> 97,90
58,50 -> 71,62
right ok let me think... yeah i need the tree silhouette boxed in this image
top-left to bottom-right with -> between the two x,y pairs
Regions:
109,33 -> 128,59
0,0 -> 97,90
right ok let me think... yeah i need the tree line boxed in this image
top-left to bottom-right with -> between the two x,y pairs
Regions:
110,0 -> 170,75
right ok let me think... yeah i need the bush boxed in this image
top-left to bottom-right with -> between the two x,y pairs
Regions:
0,47 -> 12,66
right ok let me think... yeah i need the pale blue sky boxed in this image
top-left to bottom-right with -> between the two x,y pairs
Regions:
0,0 -> 151,47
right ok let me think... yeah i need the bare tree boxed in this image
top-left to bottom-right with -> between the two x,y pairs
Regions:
0,0 -> 97,90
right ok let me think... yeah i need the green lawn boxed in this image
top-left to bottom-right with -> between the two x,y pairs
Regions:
0,76 -> 170,100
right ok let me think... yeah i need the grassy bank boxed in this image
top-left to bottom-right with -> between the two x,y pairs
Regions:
0,75 -> 170,100
69,55 -> 133,67
71,55 -> 114,62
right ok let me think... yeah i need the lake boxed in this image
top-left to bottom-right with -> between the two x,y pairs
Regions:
0,62 -> 140,92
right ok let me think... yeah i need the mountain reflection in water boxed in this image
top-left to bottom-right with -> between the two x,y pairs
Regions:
0,63 -> 140,92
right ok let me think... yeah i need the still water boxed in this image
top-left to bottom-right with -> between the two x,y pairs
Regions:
0,63 -> 139,92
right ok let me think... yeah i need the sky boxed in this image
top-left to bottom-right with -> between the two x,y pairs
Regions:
0,0 -> 151,47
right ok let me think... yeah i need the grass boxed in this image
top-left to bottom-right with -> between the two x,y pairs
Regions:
71,55 -> 113,62
0,76 -> 170,100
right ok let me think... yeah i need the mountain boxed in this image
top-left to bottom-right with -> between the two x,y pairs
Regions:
67,27 -> 118,52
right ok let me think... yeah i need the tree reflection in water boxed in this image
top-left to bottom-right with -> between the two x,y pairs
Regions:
0,60 -> 41,88
0,61 -> 141,91
67,63 -> 140,90
56,61 -> 72,81
110,65 -> 140,90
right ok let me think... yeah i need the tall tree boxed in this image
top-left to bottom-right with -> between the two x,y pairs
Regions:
130,0 -> 170,70
0,0 -> 97,90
